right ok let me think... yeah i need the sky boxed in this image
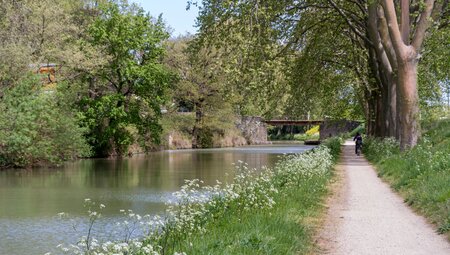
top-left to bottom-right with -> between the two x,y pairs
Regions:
131,0 -> 200,36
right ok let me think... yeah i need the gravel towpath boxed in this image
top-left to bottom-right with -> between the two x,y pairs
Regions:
316,141 -> 450,255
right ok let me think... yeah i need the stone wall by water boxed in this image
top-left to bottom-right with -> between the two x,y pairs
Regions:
320,120 -> 361,140
236,116 -> 269,145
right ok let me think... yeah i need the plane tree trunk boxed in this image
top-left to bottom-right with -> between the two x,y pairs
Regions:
334,0 -> 440,149
397,49 -> 420,149
378,0 -> 437,149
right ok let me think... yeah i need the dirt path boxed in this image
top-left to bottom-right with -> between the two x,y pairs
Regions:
316,141 -> 450,255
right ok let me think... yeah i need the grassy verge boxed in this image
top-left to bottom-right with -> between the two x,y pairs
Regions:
171,137 -> 343,254
364,120 -> 450,238
179,167 -> 331,254
59,137 -> 342,254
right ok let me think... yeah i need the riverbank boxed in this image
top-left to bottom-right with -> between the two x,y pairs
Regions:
364,119 -> 450,239
1,143 -> 316,255
57,138 -> 342,254
177,139 -> 341,255
166,139 -> 342,255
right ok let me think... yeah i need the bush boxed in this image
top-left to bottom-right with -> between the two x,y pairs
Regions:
321,136 -> 343,162
196,127 -> 214,148
0,76 -> 90,168
363,137 -> 400,162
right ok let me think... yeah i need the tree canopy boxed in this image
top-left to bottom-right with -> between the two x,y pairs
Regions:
77,1 -> 174,156
0,0 -> 175,164
0,0 -> 448,166
189,0 -> 450,149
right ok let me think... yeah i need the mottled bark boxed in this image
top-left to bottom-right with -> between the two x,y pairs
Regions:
397,51 -> 420,149
387,76 -> 397,138
379,0 -> 435,149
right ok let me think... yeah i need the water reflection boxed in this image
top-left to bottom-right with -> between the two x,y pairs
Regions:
0,144 -> 313,254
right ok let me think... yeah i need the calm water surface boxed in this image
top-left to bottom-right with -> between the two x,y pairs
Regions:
0,144 -> 313,254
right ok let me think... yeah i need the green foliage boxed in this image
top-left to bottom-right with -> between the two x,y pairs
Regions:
364,121 -> 450,237
193,128 -> 213,148
419,24 -> 450,120
161,113 -> 195,135
78,0 -> 173,156
306,125 -> 320,135
188,1 -> 293,118
349,124 -> 366,137
364,137 -> 400,163
0,76 -> 90,168
180,175 -> 330,254
286,14 -> 366,120
190,0 -> 367,120
80,94 -> 135,156
165,37 -> 238,148
0,0 -> 105,89
321,137 -> 343,162
268,126 -> 303,141
293,133 -> 320,141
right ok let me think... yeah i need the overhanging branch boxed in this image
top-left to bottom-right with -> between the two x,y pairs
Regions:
327,0 -> 374,48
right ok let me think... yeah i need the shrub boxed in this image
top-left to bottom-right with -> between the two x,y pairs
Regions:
321,137 -> 343,162
363,137 -> 400,163
0,76 -> 90,168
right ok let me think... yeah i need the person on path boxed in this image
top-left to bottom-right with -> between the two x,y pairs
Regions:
353,132 -> 363,155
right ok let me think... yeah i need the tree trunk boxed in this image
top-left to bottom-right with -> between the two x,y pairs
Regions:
367,97 -> 376,136
381,69 -> 397,138
192,100 -> 203,149
364,87 -> 377,136
388,79 -> 397,138
379,0 -> 437,149
397,52 -> 420,150
375,91 -> 384,137
367,3 -> 399,139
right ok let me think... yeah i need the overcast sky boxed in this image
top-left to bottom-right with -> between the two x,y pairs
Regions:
131,0 -> 200,36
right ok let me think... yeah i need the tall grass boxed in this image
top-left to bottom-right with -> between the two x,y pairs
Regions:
364,120 -> 450,238
56,137 -> 342,255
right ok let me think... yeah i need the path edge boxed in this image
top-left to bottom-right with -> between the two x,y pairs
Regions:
309,144 -> 347,255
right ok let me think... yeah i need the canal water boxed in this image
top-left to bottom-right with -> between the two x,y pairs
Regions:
0,143 -> 314,255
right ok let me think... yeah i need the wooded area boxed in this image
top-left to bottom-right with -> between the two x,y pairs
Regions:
189,0 -> 449,150
0,0 -> 448,167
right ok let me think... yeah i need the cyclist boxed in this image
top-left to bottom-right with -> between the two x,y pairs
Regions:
353,132 -> 363,155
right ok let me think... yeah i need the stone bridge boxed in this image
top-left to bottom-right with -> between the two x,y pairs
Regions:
264,119 -> 361,140
237,117 -> 361,144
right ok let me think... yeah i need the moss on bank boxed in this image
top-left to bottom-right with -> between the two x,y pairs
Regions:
364,120 -> 450,238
